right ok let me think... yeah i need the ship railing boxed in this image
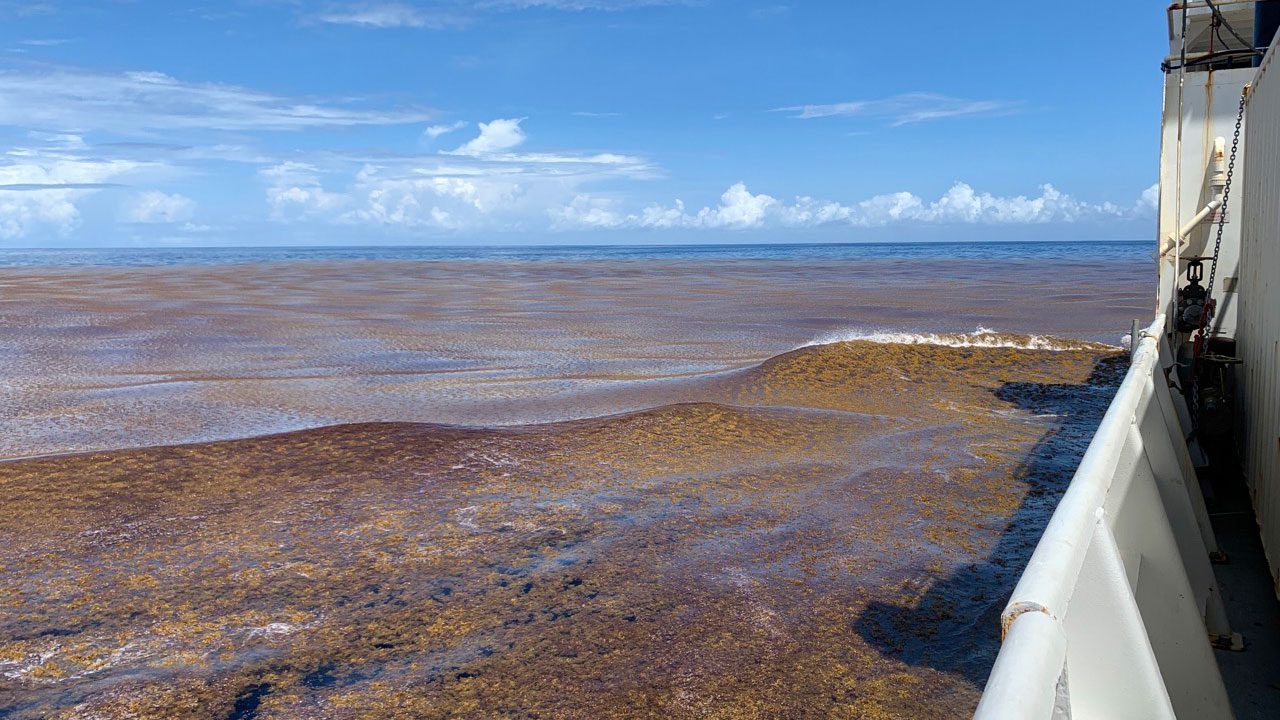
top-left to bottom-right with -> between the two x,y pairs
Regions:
973,315 -> 1234,719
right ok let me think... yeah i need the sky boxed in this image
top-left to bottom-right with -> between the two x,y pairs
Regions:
0,1 -> 1169,247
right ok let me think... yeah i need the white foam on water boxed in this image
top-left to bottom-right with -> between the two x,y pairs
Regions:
803,326 -> 1120,352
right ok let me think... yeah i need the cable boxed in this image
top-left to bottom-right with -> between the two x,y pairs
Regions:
1175,0 -> 1186,316
1214,17 -> 1233,52
1203,92 -> 1247,322
1204,0 -> 1261,54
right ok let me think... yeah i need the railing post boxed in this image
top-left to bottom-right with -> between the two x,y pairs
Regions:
1139,376 -> 1231,636
1065,514 -> 1176,719
1110,423 -> 1233,719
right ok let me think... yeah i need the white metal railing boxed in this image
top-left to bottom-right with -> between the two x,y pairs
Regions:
974,316 -> 1233,719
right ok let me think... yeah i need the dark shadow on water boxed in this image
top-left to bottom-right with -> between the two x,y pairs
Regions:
853,354 -> 1129,688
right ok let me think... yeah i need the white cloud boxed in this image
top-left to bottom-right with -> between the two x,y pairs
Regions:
126,191 -> 194,223
906,182 -> 1106,224
480,0 -> 680,7
331,163 -> 563,227
316,3 -> 464,28
260,162 -> 348,220
692,182 -> 776,228
750,5 -> 790,19
25,131 -> 86,150
424,120 -> 468,139
0,68 -> 435,134
0,153 -> 145,240
269,184 -> 347,217
1140,183 -> 1159,211
553,181 -> 1148,231
0,189 -> 82,240
776,93 -> 1017,126
0,2 -> 54,19
819,182 -> 1130,225
550,194 -> 628,228
632,183 -> 780,229
219,103 -> 1152,238
776,195 -> 855,226
848,191 -> 921,224
339,172 -> 503,228
447,118 -> 527,156
317,0 -> 683,27
256,118 -> 654,231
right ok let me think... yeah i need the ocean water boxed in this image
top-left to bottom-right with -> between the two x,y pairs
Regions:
0,242 -> 1151,718
0,242 -> 1151,458
0,240 -> 1150,268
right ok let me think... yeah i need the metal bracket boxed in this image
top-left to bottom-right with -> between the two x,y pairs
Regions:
1210,632 -> 1245,652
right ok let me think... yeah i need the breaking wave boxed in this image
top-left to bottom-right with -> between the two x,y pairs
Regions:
804,327 -> 1119,352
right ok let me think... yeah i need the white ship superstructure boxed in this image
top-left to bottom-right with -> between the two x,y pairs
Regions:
975,2 -> 1280,717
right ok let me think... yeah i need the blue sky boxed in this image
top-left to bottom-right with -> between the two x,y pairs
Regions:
0,1 -> 1166,246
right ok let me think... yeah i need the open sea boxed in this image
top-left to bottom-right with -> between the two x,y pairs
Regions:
0,241 -> 1152,718
0,240 -> 1151,268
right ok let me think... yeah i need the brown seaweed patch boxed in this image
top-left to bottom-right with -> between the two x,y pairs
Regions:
0,341 -> 1124,718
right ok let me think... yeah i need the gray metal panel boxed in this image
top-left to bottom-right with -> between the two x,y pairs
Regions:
1239,31 -> 1280,598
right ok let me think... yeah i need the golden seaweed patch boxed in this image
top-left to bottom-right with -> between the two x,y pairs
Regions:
0,342 -> 1123,719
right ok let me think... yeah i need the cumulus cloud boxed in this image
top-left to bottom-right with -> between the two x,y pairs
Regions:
344,163 -> 514,222
229,108 -> 1151,237
554,183 -> 781,230
1139,183 -> 1159,212
551,181 -> 1147,231
125,191 -> 194,223
0,68 -> 435,134
0,189 -> 82,240
256,118 -> 654,231
912,182 -> 1125,223
339,172 -> 503,227
550,194 -> 628,229
260,162 -> 348,220
776,93 -> 1017,126
447,118 -> 527,156
0,154 -> 144,240
638,182 -> 776,229
309,155 -> 637,228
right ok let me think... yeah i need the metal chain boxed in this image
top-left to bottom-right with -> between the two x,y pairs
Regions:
1204,91 -> 1246,302
1190,88 -> 1247,428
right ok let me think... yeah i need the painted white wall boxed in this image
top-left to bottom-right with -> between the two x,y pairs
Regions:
1157,67 -> 1254,339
